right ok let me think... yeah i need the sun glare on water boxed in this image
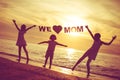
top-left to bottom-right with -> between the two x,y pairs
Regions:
66,48 -> 75,60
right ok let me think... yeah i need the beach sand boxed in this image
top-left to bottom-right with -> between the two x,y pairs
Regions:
0,52 -> 89,80
0,52 -> 118,80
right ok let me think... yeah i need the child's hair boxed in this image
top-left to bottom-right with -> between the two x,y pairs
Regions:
50,34 -> 56,41
21,24 -> 26,31
94,33 -> 101,41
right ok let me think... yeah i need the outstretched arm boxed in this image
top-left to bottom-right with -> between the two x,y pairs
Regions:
85,25 -> 94,40
38,41 -> 49,44
26,25 -> 36,31
102,36 -> 116,45
56,42 -> 67,47
12,20 -> 20,31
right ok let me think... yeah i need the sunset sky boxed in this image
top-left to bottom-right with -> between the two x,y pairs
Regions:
0,0 -> 120,54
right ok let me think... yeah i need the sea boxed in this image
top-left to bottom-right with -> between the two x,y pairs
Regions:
0,39 -> 120,79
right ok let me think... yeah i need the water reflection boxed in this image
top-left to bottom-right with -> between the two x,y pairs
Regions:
66,48 -> 75,60
59,67 -> 72,74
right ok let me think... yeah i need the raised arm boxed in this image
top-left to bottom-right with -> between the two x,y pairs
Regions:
38,41 -> 49,44
85,26 -> 94,39
26,25 -> 36,31
12,20 -> 20,31
102,36 -> 116,45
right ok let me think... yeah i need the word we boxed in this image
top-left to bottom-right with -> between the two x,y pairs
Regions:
39,25 -> 84,34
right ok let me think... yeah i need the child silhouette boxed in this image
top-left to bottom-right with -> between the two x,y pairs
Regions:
38,34 -> 67,69
72,26 -> 116,78
13,20 -> 36,64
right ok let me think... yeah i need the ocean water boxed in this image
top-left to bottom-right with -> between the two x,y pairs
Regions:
0,39 -> 120,79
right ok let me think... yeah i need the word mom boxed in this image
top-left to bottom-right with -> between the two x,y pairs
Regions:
39,25 -> 84,34
64,26 -> 83,33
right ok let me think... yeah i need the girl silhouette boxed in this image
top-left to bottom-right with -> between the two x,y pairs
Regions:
38,34 -> 67,69
72,26 -> 116,78
13,20 -> 36,64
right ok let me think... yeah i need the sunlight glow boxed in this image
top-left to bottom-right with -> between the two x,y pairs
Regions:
63,15 -> 87,36
66,48 -> 75,60
63,15 -> 87,26
67,48 -> 75,54
59,67 -> 72,74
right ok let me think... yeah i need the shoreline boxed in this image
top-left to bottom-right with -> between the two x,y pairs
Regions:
0,51 -> 119,80
0,54 -> 89,80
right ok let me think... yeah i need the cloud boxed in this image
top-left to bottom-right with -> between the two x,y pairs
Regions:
86,15 -> 120,29
83,0 -> 120,29
0,0 -> 120,53
0,1 -> 9,8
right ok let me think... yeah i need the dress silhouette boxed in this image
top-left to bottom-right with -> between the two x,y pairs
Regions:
13,20 -> 36,64
38,34 -> 67,69
72,26 -> 116,78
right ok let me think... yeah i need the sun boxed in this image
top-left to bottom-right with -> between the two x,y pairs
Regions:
63,15 -> 87,26
62,15 -> 87,36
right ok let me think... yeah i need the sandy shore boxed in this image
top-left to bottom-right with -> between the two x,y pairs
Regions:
0,52 -> 119,80
0,54 -> 89,80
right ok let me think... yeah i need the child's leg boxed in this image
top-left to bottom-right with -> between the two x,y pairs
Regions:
18,46 -> 22,62
72,53 -> 87,70
23,46 -> 29,63
86,58 -> 92,78
49,57 -> 53,69
43,57 -> 48,67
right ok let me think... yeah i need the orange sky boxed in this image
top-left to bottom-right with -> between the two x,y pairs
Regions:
0,0 -> 120,54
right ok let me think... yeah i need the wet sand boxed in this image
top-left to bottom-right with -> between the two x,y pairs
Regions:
0,53 -> 89,80
0,52 -> 119,80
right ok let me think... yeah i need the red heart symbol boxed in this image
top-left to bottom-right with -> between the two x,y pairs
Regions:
53,25 -> 62,34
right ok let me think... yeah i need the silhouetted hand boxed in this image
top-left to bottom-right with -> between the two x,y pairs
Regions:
85,25 -> 88,28
33,25 -> 36,27
38,42 -> 42,44
13,19 -> 16,23
112,35 -> 116,40
64,45 -> 67,47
